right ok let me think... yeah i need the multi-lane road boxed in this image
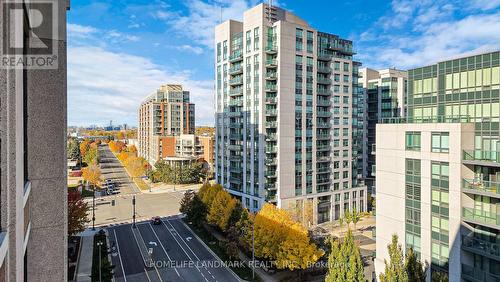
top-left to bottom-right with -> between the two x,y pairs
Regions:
98,144 -> 140,195
108,217 -> 240,282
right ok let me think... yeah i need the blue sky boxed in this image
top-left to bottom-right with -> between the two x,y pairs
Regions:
68,0 -> 500,127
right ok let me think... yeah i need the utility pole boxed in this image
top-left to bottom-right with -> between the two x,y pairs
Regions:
132,195 -> 136,228
252,218 -> 255,280
91,181 -> 95,230
97,241 -> 103,281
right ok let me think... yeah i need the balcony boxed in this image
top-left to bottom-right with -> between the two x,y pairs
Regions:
317,178 -> 331,185
266,134 -> 277,142
229,176 -> 242,184
265,72 -> 277,80
316,122 -> 331,129
228,144 -> 242,151
462,178 -> 500,197
229,99 -> 243,107
229,122 -> 243,129
317,77 -> 332,85
265,146 -> 277,154
317,66 -> 331,74
462,207 -> 500,228
229,77 -> 243,86
229,88 -> 243,96
317,100 -> 330,107
265,121 -> 277,128
317,133 -> 330,140
265,183 -> 276,190
229,133 -> 243,139
317,145 -> 331,151
265,84 -> 277,92
229,65 -> 243,75
265,97 -> 277,104
229,51 -> 243,62
462,264 -> 500,282
229,166 -> 243,173
326,44 -> 355,55
463,150 -> 500,167
371,144 -> 376,155
317,111 -> 331,118
265,45 -> 277,54
317,88 -> 332,96
265,170 -> 277,178
266,109 -> 277,116
317,52 -> 332,61
371,165 -> 376,177
317,156 -> 330,162
227,111 -> 241,117
265,59 -> 278,68
265,159 -> 277,166
462,234 -> 500,261
229,155 -> 242,162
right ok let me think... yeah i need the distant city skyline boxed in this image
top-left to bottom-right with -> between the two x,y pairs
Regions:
68,0 -> 500,126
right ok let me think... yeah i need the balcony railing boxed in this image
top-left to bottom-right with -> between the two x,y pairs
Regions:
229,65 -> 243,74
265,97 -> 277,104
463,150 -> 500,165
317,66 -> 331,74
265,121 -> 277,128
317,52 -> 332,61
229,51 -> 243,62
462,207 -> 500,227
462,264 -> 500,282
317,156 -> 330,162
317,77 -> 332,85
265,59 -> 277,67
229,88 -> 243,96
317,133 -> 329,140
379,115 -> 470,124
265,84 -> 277,92
227,111 -> 241,117
317,88 -> 332,96
462,178 -> 500,196
265,72 -> 278,80
317,111 -> 332,117
371,144 -> 376,155
462,234 -> 500,260
317,100 -> 330,107
265,45 -> 277,54
229,77 -> 243,85
266,109 -> 277,116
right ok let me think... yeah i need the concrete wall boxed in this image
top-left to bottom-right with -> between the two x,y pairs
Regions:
375,122 -> 474,281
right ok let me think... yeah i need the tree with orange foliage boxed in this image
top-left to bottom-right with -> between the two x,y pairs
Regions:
80,140 -> 90,157
254,203 -> 323,270
82,164 -> 101,188
127,144 -> 137,154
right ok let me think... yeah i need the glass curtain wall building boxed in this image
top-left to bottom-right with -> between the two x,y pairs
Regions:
375,51 -> 500,281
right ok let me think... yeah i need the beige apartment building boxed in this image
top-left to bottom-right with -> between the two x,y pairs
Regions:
0,0 -> 69,281
138,84 -> 195,165
214,3 -> 367,223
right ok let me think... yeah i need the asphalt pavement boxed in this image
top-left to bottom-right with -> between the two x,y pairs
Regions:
107,217 -> 240,282
99,144 -> 140,195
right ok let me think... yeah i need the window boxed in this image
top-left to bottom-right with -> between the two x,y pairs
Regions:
217,42 -> 221,62
431,132 -> 449,153
343,62 -> 349,72
245,30 -> 251,53
253,27 -> 260,50
406,131 -> 421,151
223,40 -> 227,60
295,28 -> 303,51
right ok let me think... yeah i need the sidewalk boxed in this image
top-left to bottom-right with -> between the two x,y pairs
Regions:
75,229 -> 98,282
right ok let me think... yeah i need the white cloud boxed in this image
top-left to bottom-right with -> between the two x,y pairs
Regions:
176,45 -> 204,54
67,23 -> 97,38
68,46 -> 214,126
357,1 -> 500,69
159,0 -> 253,48
468,0 -> 500,10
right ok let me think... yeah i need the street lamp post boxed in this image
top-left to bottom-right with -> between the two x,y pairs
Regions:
132,195 -> 136,228
252,218 -> 255,281
97,241 -> 103,281
90,181 -> 95,230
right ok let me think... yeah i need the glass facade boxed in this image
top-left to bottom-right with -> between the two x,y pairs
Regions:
405,158 -> 422,257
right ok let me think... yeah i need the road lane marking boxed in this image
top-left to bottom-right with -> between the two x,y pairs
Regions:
147,223 -> 181,277
160,220 -> 208,281
178,219 -> 240,282
112,229 -> 128,282
131,225 -> 163,282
